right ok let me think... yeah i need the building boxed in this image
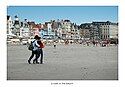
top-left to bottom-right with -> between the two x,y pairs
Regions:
7,15 -> 30,39
7,15 -> 15,38
27,21 -> 36,37
7,15 -> 118,42
20,19 -> 30,38
51,19 -> 62,38
32,24 -> 41,36
61,20 -> 72,39
92,21 -> 118,41
109,23 -> 118,39
89,24 -> 100,41
70,23 -> 80,40
40,22 -> 55,39
79,23 -> 91,40
13,15 -> 22,37
28,21 -> 43,37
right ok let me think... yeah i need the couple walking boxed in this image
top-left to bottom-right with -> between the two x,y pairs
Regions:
28,35 -> 44,64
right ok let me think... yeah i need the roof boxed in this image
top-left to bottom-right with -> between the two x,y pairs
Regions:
64,20 -> 70,22
7,16 -> 10,20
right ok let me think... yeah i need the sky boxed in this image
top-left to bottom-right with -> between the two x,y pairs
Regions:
7,6 -> 118,25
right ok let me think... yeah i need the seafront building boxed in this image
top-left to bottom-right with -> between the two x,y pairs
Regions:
7,16 -> 14,37
92,21 -> 118,41
79,21 -> 118,41
7,15 -> 118,43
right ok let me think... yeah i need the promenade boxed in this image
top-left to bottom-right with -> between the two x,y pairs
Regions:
7,44 -> 118,80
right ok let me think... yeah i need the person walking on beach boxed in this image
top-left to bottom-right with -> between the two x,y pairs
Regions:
37,37 -> 45,64
53,41 -> 56,48
92,40 -> 95,46
28,35 -> 40,64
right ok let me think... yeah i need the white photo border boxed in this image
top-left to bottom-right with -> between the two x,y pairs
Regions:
0,0 -> 124,87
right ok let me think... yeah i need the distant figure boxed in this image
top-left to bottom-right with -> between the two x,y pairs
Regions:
95,41 -> 98,46
106,40 -> 110,47
86,41 -> 89,46
70,41 -> 73,44
53,41 -> 56,48
65,40 -> 69,45
92,40 -> 95,46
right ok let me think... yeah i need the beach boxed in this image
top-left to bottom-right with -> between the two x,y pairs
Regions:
7,44 -> 118,80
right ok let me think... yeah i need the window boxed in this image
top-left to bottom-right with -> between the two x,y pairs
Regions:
105,35 -> 107,39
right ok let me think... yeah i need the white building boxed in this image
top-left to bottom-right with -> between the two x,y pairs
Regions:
13,15 -> 21,37
109,23 -> 118,39
61,20 -> 72,39
92,21 -> 118,40
7,16 -> 14,36
21,19 -> 30,38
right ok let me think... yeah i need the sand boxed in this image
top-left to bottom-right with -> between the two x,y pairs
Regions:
7,44 -> 118,80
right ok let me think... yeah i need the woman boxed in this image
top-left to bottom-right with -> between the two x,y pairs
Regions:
37,37 -> 44,64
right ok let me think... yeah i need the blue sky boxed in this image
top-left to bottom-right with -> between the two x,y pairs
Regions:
7,6 -> 118,25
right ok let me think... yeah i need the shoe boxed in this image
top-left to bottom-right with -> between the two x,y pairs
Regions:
40,62 -> 43,64
33,60 -> 36,64
28,60 -> 31,64
36,62 -> 39,64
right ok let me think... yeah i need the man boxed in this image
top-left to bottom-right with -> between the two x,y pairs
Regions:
28,35 -> 40,64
